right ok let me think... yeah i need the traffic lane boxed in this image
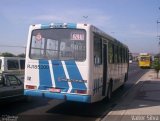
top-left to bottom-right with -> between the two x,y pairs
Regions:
0,64 -> 148,121
0,97 -> 63,115
128,62 -> 149,83
128,61 -> 138,72
122,62 -> 149,96
110,62 -> 149,103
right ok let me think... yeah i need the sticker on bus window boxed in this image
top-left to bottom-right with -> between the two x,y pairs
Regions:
71,33 -> 84,40
35,33 -> 42,41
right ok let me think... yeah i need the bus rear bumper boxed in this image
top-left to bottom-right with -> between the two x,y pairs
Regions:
24,90 -> 91,103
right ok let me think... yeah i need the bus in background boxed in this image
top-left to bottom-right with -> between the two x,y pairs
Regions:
24,23 -> 129,103
138,53 -> 151,68
0,57 -> 25,81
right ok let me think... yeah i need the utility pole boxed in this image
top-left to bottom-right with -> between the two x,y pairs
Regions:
157,7 -> 160,56
157,20 -> 160,41
157,20 -> 160,56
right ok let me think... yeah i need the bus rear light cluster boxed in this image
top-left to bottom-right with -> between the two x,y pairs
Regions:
74,90 -> 87,94
49,88 -> 61,93
26,85 -> 37,89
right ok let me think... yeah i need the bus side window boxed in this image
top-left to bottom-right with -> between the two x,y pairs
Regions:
117,47 -> 120,63
7,60 -> 19,70
20,60 -> 25,70
124,49 -> 127,63
122,48 -> 125,63
108,43 -> 114,63
114,46 -> 118,63
125,49 -> 129,62
0,59 -> 2,70
94,35 -> 102,65
119,47 -> 122,63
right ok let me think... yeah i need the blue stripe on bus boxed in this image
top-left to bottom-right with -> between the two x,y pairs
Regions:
41,23 -> 77,29
51,60 -> 69,90
64,60 -> 87,92
41,23 -> 51,29
67,23 -> 77,28
38,60 -> 52,90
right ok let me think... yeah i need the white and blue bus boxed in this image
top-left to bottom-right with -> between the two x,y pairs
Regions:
24,23 -> 129,103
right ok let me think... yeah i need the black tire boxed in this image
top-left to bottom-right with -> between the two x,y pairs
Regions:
120,74 -> 127,89
106,81 -> 112,101
124,73 -> 128,82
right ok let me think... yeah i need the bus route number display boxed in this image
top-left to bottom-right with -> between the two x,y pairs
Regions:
71,33 -> 84,40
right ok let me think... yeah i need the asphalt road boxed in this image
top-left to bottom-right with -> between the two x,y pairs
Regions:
0,62 -> 149,121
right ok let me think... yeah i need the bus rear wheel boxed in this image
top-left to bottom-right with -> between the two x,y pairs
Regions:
106,81 -> 112,102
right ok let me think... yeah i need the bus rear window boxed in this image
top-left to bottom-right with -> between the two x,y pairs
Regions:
30,29 -> 86,61
140,57 -> 150,61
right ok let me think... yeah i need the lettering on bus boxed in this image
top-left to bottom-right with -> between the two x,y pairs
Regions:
59,77 -> 87,83
27,64 -> 49,69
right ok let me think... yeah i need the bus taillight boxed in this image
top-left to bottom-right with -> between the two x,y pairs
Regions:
49,88 -> 61,93
26,85 -> 37,89
74,90 -> 87,94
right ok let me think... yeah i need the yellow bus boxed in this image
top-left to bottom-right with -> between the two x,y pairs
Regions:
138,53 -> 151,68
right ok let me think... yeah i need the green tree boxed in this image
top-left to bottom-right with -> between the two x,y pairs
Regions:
17,53 -> 25,57
153,58 -> 160,78
1,52 -> 16,57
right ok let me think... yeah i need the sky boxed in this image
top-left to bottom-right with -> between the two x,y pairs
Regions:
0,0 -> 160,55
